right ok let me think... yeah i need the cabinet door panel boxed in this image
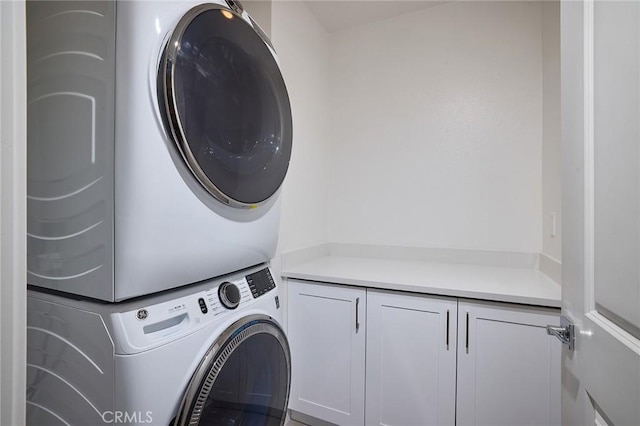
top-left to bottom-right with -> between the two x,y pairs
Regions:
288,280 -> 365,426
366,290 -> 457,426
456,301 -> 561,426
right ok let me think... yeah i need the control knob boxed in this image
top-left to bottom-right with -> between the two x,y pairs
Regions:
218,282 -> 240,309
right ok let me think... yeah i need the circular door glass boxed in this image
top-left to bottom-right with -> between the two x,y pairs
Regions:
174,316 -> 291,426
160,5 -> 292,207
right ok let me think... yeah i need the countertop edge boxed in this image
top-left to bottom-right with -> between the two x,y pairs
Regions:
282,270 -> 561,308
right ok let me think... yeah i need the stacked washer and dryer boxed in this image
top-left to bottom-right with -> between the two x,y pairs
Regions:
26,1 -> 292,425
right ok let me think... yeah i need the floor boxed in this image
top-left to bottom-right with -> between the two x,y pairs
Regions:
284,411 -> 307,426
285,420 -> 307,426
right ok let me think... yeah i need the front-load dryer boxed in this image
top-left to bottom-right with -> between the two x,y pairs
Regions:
26,1 -> 292,301
27,264 -> 290,425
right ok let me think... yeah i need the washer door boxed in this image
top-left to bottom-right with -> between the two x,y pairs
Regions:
159,3 -> 292,208
174,315 -> 291,426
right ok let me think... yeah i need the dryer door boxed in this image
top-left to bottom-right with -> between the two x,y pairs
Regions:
159,3 -> 292,209
174,315 -> 291,426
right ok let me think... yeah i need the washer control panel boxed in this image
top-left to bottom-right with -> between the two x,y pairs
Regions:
116,267 -> 277,352
202,279 -> 252,316
246,268 -> 276,298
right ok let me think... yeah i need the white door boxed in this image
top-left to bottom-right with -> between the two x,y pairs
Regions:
365,290 -> 456,426
287,280 -> 366,425
561,1 -> 640,425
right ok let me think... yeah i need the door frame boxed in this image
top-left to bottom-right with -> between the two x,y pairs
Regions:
0,0 -> 27,424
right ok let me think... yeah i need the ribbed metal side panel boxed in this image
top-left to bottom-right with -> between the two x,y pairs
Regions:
26,1 -> 115,300
26,297 -> 115,425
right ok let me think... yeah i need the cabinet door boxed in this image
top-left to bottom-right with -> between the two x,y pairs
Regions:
456,300 -> 561,426
288,280 -> 366,426
366,290 -> 457,426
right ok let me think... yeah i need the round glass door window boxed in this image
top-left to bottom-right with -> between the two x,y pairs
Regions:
174,316 -> 291,426
159,4 -> 292,208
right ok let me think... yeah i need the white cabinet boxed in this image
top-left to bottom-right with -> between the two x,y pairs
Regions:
366,290 -> 457,426
287,280 -> 366,426
287,281 -> 560,426
456,300 -> 561,426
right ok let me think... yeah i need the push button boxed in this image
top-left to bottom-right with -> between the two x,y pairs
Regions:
198,297 -> 208,314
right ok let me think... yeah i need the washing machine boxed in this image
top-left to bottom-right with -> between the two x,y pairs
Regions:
26,0 -> 293,301
26,264 -> 290,425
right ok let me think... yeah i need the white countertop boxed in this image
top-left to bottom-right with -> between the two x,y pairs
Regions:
281,255 -> 561,308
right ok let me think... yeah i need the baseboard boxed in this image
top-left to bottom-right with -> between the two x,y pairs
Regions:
289,410 -> 336,426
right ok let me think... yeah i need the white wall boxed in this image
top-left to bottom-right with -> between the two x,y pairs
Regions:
542,0 -> 562,262
243,0 -> 271,37
270,1 -> 331,272
327,1 -> 544,253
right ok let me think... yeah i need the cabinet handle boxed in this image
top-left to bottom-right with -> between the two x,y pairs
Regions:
465,311 -> 469,354
355,297 -> 360,333
446,309 -> 450,350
